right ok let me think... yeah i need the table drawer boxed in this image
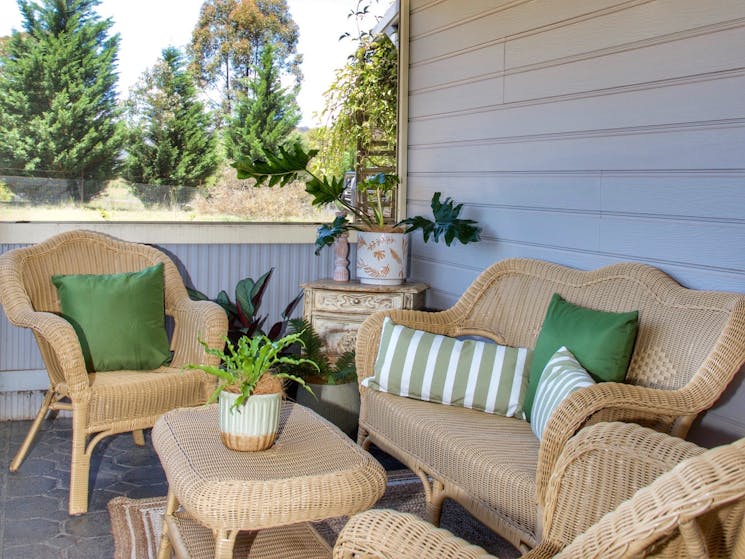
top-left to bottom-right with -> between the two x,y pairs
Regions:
313,290 -> 405,313
311,314 -> 366,355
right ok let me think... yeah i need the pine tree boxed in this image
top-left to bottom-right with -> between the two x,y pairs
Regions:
0,0 -> 122,184
124,47 -> 219,187
226,45 -> 300,162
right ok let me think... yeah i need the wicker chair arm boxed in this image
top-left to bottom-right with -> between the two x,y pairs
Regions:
10,307 -> 90,395
356,308 -> 461,384
332,509 -> 497,559
536,381 -> 697,506
554,427 -> 745,558
169,299 -> 228,368
540,422 -> 704,549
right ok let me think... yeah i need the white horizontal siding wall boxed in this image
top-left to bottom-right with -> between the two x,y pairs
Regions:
405,0 -> 745,444
0,241 -> 339,419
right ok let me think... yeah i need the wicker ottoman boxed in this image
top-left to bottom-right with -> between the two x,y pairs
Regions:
153,402 -> 387,559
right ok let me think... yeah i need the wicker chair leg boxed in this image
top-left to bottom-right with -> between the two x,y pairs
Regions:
68,412 -> 91,515
357,426 -> 372,449
425,479 -> 446,527
9,388 -> 54,472
132,429 -> 145,446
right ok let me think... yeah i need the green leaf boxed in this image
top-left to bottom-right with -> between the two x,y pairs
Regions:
315,214 -> 349,255
398,192 -> 481,246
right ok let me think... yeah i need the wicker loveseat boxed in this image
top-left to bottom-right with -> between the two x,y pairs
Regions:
355,258 -> 745,551
337,422 -> 745,559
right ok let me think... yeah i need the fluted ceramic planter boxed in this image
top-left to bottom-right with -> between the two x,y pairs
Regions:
356,231 -> 408,285
218,391 -> 281,451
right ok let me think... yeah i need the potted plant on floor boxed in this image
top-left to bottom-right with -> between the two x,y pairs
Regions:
283,318 -> 360,436
232,142 -> 481,285
189,333 -> 319,451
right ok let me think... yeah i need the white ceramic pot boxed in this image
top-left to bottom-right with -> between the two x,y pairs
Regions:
296,381 -> 361,437
218,391 -> 281,451
356,231 -> 408,285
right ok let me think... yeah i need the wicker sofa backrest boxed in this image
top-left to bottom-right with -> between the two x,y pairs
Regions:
439,259 -> 745,425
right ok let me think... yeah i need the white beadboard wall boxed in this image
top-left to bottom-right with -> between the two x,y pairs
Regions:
0,241 -> 341,419
405,0 -> 745,445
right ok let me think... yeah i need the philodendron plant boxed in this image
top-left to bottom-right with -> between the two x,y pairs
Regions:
190,333 -> 319,410
232,142 -> 482,254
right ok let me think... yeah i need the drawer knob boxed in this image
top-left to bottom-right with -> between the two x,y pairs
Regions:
354,298 -> 360,304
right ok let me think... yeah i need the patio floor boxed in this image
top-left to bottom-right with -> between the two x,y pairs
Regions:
0,414 -> 408,559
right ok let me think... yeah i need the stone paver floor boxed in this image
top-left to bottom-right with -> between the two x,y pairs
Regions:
0,415 -> 407,559
0,416 -> 169,559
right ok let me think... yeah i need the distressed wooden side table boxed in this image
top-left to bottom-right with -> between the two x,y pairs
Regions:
153,403 -> 387,559
301,279 -> 428,363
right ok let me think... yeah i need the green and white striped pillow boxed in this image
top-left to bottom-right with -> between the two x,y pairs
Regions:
530,346 -> 595,440
362,317 -> 532,418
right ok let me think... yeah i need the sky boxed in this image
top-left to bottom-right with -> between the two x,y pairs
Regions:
0,0 -> 390,127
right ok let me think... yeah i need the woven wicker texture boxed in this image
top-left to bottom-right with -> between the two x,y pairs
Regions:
0,230 -> 228,514
166,512 -> 332,559
334,423 -> 745,559
152,402 -> 387,532
355,258 -> 745,549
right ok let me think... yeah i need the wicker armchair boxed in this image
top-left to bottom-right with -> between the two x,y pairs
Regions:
356,258 -> 745,549
0,230 -> 228,514
335,422 -> 745,559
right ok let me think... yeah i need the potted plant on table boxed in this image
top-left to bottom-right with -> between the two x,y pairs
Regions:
189,332 -> 319,451
232,142 -> 481,285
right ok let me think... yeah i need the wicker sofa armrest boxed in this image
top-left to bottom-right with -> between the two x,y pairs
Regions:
536,382 -> 698,507
539,422 -> 704,548
333,509 -> 497,559
169,299 -> 228,368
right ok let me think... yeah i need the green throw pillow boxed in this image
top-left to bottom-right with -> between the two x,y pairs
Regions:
362,317 -> 532,418
52,263 -> 171,372
530,346 -> 595,440
523,293 -> 639,420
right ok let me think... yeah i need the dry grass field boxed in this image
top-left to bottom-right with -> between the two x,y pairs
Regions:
0,169 -> 337,223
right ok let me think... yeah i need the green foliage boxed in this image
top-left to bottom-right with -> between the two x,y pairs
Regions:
0,181 -> 13,203
189,0 -> 301,119
314,29 -> 398,178
231,141 -> 482,253
187,267 -> 302,343
225,45 -> 301,162
0,0 -> 123,187
400,192 -> 482,246
189,333 -> 318,409
285,318 -> 356,385
124,47 -> 220,188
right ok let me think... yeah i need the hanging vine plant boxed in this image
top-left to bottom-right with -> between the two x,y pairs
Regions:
312,28 -> 398,178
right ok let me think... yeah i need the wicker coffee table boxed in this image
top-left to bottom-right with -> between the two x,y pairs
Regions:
152,402 -> 387,559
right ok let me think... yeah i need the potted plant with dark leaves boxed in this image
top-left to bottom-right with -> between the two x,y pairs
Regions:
232,142 -> 481,285
189,332 -> 319,451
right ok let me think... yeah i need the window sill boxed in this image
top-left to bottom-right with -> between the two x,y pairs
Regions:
0,221 -> 339,245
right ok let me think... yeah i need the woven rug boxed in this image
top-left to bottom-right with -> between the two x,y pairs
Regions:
108,469 -> 520,559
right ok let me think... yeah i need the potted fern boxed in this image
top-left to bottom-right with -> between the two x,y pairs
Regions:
283,318 -> 360,436
232,142 -> 481,285
189,333 -> 319,451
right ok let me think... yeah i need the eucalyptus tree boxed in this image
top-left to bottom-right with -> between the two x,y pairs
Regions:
190,0 -> 301,118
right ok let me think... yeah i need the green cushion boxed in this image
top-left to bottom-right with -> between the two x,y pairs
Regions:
523,293 -> 639,420
362,317 -> 532,418
530,346 -> 595,440
52,263 -> 171,372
